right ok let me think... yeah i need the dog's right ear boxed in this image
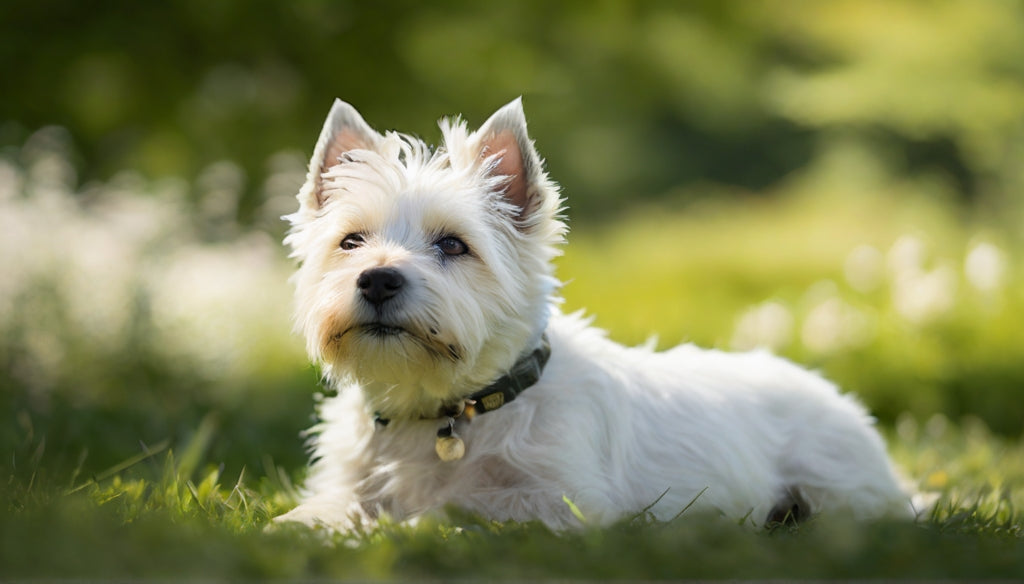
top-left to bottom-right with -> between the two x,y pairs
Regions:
471,97 -> 549,228
298,99 -> 384,211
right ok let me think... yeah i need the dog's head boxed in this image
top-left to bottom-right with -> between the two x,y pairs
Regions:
285,98 -> 565,418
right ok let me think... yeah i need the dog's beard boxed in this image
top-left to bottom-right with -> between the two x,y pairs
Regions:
305,281 -> 482,418
331,321 -> 462,362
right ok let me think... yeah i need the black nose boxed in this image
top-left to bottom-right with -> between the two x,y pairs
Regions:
357,267 -> 406,305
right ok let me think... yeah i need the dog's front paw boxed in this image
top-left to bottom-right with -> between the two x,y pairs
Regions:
271,502 -> 370,534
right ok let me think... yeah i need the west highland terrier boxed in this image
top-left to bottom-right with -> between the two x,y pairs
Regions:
276,98 -> 915,531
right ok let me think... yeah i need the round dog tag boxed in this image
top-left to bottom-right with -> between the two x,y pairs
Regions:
435,435 -> 465,461
435,417 -> 465,461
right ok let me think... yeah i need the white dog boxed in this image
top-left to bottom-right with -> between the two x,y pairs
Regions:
276,98 -> 915,531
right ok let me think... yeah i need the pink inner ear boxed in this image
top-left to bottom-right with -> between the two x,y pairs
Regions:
483,131 -> 529,219
322,128 -> 372,173
314,128 -> 377,208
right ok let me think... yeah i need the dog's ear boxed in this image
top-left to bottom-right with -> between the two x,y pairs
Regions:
298,99 -> 384,211
473,97 -> 545,225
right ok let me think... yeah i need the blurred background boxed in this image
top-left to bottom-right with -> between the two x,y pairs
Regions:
2,0 -> 1023,484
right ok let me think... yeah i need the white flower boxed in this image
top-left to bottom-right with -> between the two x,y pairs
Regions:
801,296 -> 873,354
731,301 -> 793,351
886,235 -> 957,324
844,244 -> 883,293
887,235 -> 926,278
964,240 -> 1007,294
892,265 -> 957,324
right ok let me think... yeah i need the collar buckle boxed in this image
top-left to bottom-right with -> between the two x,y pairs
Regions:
464,334 -> 550,417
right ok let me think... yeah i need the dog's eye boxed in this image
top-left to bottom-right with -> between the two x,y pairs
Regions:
340,233 -> 365,251
435,236 -> 469,257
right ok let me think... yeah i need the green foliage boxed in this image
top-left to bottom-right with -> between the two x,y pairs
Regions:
2,1 -> 1023,223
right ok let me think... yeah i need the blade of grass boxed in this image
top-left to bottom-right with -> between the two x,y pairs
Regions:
670,486 -> 709,522
66,439 -> 170,494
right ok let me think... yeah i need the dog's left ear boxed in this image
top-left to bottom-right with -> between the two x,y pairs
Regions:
472,97 -> 545,225
298,99 -> 385,211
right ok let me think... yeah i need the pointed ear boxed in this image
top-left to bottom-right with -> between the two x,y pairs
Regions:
298,99 -> 384,210
473,97 -> 544,224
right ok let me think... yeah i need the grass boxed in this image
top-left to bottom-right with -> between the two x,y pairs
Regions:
2,418 -> 1023,580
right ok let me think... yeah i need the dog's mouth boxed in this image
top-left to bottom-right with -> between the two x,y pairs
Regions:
333,322 -> 462,362
340,322 -> 408,338
361,323 -> 406,337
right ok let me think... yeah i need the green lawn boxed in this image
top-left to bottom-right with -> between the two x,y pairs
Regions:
2,418 -> 1023,580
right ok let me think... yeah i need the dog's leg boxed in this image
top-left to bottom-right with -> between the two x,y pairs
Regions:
765,486 -> 812,526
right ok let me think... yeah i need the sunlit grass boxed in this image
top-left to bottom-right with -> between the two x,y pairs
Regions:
558,187 -> 974,349
3,417 -> 1022,580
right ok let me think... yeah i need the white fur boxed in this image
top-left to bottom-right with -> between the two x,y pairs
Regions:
277,98 -> 914,531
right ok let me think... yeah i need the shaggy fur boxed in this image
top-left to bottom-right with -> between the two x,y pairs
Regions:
276,98 -> 915,531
